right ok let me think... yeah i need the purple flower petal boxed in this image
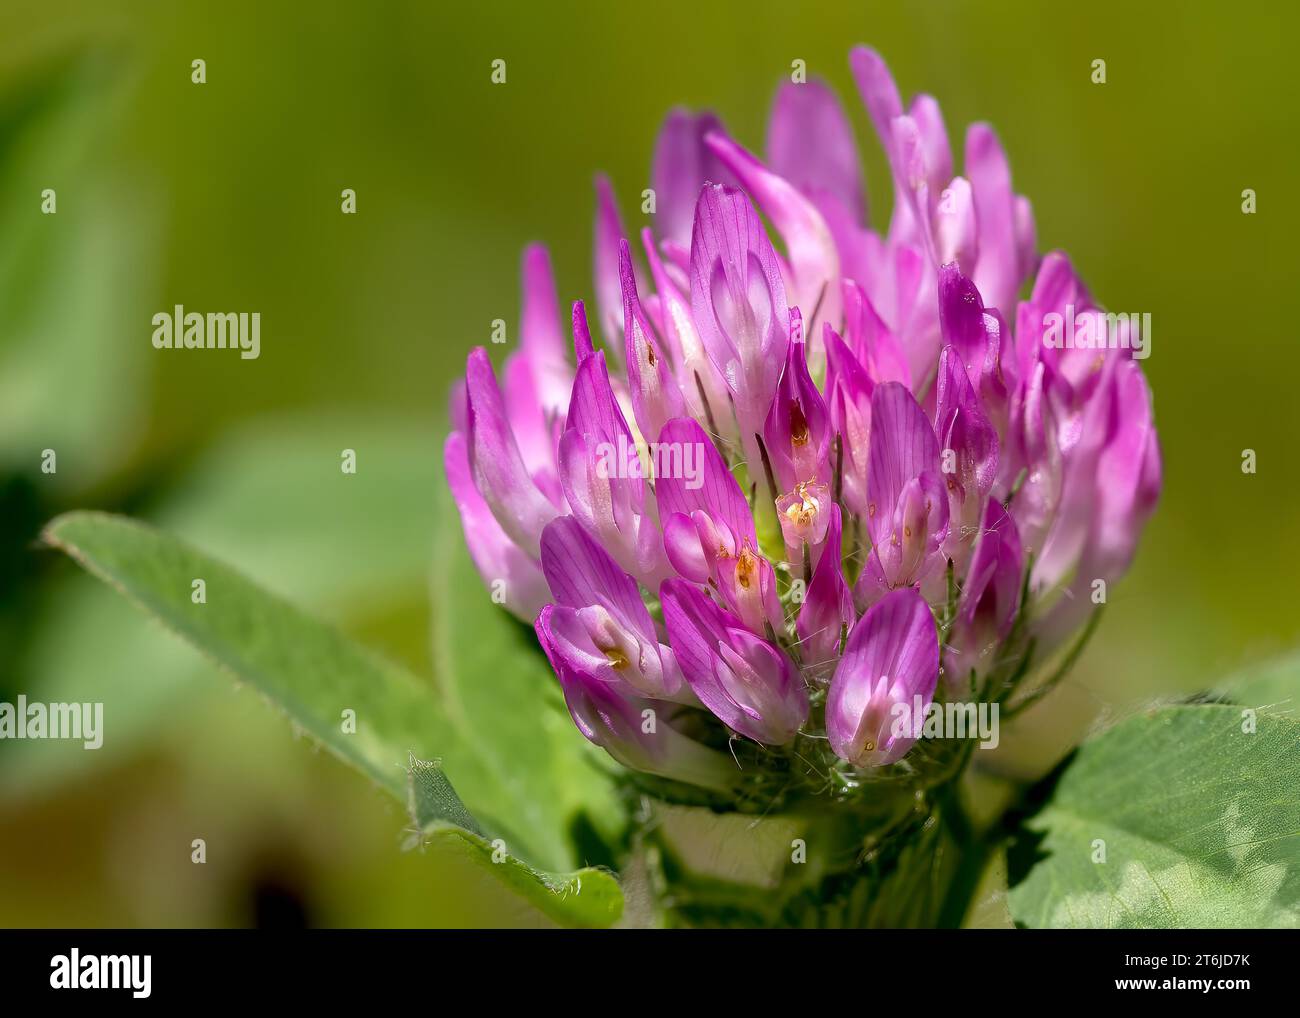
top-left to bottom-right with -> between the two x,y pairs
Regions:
766,78 -> 866,225
443,431 -> 550,622
661,579 -> 807,744
559,351 -> 668,581
594,174 -> 642,345
824,324 -> 875,520
966,123 -> 1026,315
541,516 -> 687,701
688,183 -> 790,437
641,228 -> 735,443
620,239 -> 685,442
935,345 -> 999,566
827,587 -> 939,767
706,131 -> 842,352
842,279 -> 910,387
655,416 -> 757,553
651,108 -> 734,251
763,319 -> 832,492
945,498 -> 1023,693
796,503 -> 854,679
537,606 -> 734,789
464,347 -> 561,558
1084,359 -> 1161,579
865,381 -> 942,550
519,244 -> 573,415
570,299 -> 596,364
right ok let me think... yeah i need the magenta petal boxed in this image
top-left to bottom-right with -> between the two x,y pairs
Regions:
642,228 -> 734,441
651,108 -> 733,251
848,46 -> 902,137
934,176 -> 977,276
620,239 -> 685,441
848,46 -> 905,203
714,544 -> 785,637
560,352 -> 668,581
706,131 -> 841,344
842,278 -> 910,387
908,94 -> 953,199
827,587 -> 938,767
1034,356 -> 1121,590
502,353 -> 558,487
594,174 -> 641,345
865,382 -> 941,550
570,299 -> 596,364
464,347 -> 560,558
766,78 -> 866,225
966,123 -> 1023,315
824,324 -> 874,518
541,517 -> 686,700
519,244 -> 573,415
662,511 -> 711,583
661,579 -> 807,744
541,516 -> 651,634
1083,360 -> 1162,579
655,416 -> 757,552
1013,195 -> 1038,283
945,498 -> 1023,693
763,324 -> 832,492
1014,250 -> 1093,380
938,262 -> 990,369
443,432 -> 550,622
688,183 -> 790,435
935,345 -> 999,563
536,606 -> 731,789
796,504 -> 854,678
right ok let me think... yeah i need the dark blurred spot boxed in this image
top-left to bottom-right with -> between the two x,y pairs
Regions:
1003,749 -> 1076,889
250,866 -> 312,929
0,473 -> 46,694
568,811 -> 620,872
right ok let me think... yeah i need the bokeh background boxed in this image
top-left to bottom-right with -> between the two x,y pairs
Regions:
1,0 -> 1296,926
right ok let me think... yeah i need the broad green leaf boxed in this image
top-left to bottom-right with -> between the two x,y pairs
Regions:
36,508 -> 505,842
407,757 -> 622,928
41,511 -> 459,803
41,511 -> 624,924
4,416 -> 437,800
41,511 -> 624,917
1007,703 -> 1300,928
429,481 -> 625,862
1214,651 -> 1300,721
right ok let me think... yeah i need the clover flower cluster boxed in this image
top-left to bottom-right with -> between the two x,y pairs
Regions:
444,46 -> 1160,795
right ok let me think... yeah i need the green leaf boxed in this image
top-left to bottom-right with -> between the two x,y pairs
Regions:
41,511 -> 625,925
406,757 -> 622,928
1007,703 -> 1300,928
5,416 -> 438,800
1213,651 -> 1300,721
41,511 -> 457,802
961,848 -> 1014,929
429,481 -> 625,863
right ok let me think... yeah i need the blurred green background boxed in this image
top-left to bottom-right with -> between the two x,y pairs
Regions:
1,0 -> 1295,926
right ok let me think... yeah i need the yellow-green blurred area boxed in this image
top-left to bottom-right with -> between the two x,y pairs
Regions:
0,0 -> 1295,926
